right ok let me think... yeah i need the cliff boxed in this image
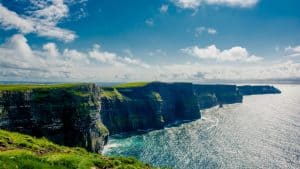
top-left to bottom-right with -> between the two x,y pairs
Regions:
0,82 -> 281,154
194,84 -> 243,109
238,85 -> 281,95
100,82 -> 246,134
0,84 -> 108,153
100,82 -> 200,134
0,129 -> 153,169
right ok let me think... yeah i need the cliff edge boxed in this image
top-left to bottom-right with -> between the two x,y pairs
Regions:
0,84 -> 108,153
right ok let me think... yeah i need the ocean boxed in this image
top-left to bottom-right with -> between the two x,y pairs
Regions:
103,85 -> 300,169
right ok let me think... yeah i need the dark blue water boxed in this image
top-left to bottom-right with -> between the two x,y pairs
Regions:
103,85 -> 300,169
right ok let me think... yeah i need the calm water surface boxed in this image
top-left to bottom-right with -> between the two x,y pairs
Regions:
103,85 -> 300,169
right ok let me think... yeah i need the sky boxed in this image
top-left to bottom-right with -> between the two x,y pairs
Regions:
0,0 -> 300,82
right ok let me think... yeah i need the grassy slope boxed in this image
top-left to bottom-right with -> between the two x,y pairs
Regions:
0,130 -> 154,169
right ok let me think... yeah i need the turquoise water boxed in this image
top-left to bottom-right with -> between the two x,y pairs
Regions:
103,85 -> 300,169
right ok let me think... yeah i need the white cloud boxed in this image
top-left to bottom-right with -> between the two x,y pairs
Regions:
171,0 -> 259,9
0,1 -> 77,42
88,44 -> 119,65
172,0 -> 202,9
195,26 -> 217,37
285,45 -> 300,57
182,45 -> 263,62
159,4 -> 169,13
205,0 -> 259,7
0,4 -> 34,33
159,60 -> 300,82
43,43 -> 60,58
207,28 -> 217,34
145,18 -> 154,26
0,34 -> 150,81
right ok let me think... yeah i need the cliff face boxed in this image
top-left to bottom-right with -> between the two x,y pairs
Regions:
0,84 -> 108,153
100,82 -> 200,134
100,83 -> 281,135
100,83 -> 245,134
194,84 -> 243,109
238,85 -> 281,95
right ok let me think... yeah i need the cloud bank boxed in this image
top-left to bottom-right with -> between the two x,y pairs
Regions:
0,34 -> 299,82
0,34 -> 149,81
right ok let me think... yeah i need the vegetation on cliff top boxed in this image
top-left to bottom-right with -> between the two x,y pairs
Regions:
101,88 -> 126,101
0,83 -> 89,92
0,129 -> 154,169
113,82 -> 150,88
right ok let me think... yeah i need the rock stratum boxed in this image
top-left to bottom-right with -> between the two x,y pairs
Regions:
0,82 -> 281,153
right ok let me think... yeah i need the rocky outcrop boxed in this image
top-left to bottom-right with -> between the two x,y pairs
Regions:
0,84 -> 108,153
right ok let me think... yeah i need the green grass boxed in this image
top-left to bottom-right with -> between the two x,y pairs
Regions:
101,88 -> 126,101
0,130 -> 156,169
0,83 -> 88,92
113,82 -> 150,88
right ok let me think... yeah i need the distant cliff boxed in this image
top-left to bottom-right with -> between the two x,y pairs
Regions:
238,85 -> 281,95
0,84 -> 108,153
101,82 -> 200,134
194,84 -> 243,109
100,82 -> 276,134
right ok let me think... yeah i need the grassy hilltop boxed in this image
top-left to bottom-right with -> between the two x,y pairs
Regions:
0,129 -> 154,169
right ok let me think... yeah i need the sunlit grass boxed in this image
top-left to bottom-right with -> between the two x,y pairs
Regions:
0,130 -> 155,169
0,83 -> 87,91
113,82 -> 150,88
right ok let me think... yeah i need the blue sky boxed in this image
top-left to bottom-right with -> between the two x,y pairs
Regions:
0,0 -> 300,82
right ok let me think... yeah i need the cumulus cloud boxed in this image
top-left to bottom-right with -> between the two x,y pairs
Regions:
285,45 -> 300,57
195,26 -> 217,37
89,44 -> 120,65
0,0 -> 78,42
182,45 -> 263,62
159,4 -> 169,13
43,43 -> 60,58
0,34 -> 150,81
171,0 -> 259,9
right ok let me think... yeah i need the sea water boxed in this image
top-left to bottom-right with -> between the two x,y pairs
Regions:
103,85 -> 300,169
